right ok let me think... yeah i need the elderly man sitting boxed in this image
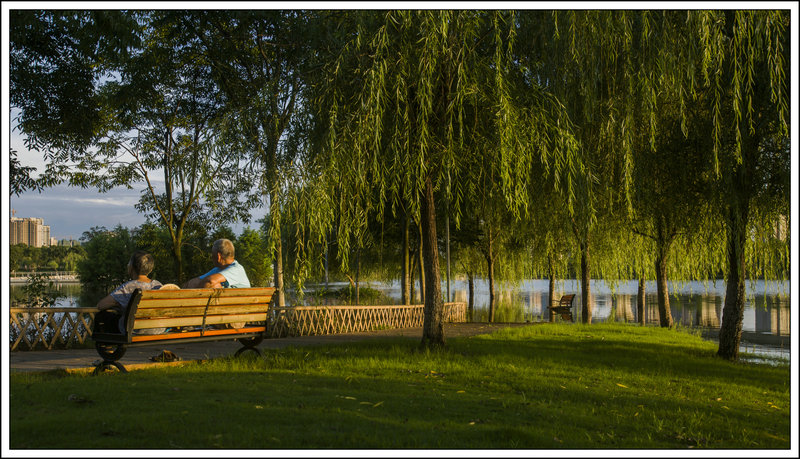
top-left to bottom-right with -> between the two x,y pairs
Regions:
183,238 -> 251,289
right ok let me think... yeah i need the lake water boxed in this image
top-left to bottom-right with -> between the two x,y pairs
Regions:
311,278 -> 792,362
10,278 -> 790,360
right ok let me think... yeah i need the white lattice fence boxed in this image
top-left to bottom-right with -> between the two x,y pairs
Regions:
9,308 -> 97,351
266,302 -> 467,338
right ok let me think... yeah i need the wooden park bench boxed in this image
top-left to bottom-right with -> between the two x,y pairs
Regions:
91,286 -> 275,373
548,294 -> 575,322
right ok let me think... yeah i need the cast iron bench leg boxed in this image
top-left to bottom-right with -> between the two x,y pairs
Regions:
93,360 -> 128,374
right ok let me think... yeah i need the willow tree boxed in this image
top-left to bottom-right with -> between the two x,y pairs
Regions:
309,10 -> 579,347
521,10 -> 789,341
624,10 -> 790,358
628,89 -> 721,328
690,11 -> 790,360
517,11 -> 650,323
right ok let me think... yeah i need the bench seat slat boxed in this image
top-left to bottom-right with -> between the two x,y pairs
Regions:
136,304 -> 271,318
134,312 -> 270,329
137,296 -> 271,309
131,326 -> 267,343
140,287 -> 275,300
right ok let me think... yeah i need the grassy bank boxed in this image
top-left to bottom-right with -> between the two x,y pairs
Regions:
9,323 -> 791,450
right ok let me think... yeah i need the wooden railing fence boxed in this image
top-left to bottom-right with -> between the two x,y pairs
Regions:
9,307 -> 97,351
10,302 -> 468,351
266,302 -> 468,338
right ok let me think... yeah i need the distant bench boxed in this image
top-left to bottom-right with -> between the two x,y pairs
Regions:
548,294 -> 575,322
91,287 -> 275,373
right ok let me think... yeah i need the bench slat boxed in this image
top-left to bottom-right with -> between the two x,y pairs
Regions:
131,326 -> 267,343
134,312 -> 270,329
137,296 -> 272,309
139,287 -> 275,301
135,304 -> 271,318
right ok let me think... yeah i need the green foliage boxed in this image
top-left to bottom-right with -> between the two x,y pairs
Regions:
308,10 -> 581,261
9,9 -> 790,347
76,225 -> 137,294
235,227 -> 273,288
13,272 -> 65,308
308,285 -> 394,306
9,244 -> 87,272
10,10 -> 140,156
9,324 -> 790,449
11,10 -> 263,284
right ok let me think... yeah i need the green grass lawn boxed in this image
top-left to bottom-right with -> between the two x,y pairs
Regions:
9,323 -> 791,450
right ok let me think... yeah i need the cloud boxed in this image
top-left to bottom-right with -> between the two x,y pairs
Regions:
31,194 -> 139,208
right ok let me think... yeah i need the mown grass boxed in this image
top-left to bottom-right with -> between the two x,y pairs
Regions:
9,323 -> 791,450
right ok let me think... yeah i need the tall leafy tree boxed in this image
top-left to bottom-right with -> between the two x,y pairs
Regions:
618,10 -> 789,357
628,92 -> 720,328
308,11 -> 580,347
517,10 -> 639,324
181,10 -> 311,306
10,11 -> 256,282
694,11 -> 790,360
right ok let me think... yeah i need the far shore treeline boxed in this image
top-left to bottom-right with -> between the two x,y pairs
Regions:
9,10 -> 790,360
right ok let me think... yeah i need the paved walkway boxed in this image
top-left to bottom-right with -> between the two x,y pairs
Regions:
8,323 -> 533,373
10,323 -> 788,373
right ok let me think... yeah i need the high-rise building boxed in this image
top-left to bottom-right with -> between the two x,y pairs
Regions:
9,217 -> 52,247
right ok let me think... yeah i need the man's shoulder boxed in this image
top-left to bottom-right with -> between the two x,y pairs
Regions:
223,261 -> 247,272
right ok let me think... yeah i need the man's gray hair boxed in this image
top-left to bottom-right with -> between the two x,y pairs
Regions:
212,238 -> 235,260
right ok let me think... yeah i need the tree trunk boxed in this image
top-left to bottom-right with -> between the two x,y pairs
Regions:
467,271 -> 475,322
273,245 -> 284,306
402,214 -> 411,305
410,248 -> 417,303
579,238 -> 592,324
718,199 -> 749,360
445,210 -> 451,303
420,176 -> 445,348
171,235 -> 184,284
418,221 -> 425,303
548,252 -> 556,323
637,277 -> 646,326
486,233 -> 496,323
324,234 -> 330,290
655,250 -> 674,328
270,188 -> 285,307
355,247 -> 360,306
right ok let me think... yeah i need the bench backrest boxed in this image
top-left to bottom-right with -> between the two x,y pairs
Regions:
123,287 -> 275,337
557,294 -> 575,307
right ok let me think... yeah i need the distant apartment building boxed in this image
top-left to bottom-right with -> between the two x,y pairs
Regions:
10,217 -> 51,247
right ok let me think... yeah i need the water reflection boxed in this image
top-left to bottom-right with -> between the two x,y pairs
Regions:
442,279 -> 790,336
